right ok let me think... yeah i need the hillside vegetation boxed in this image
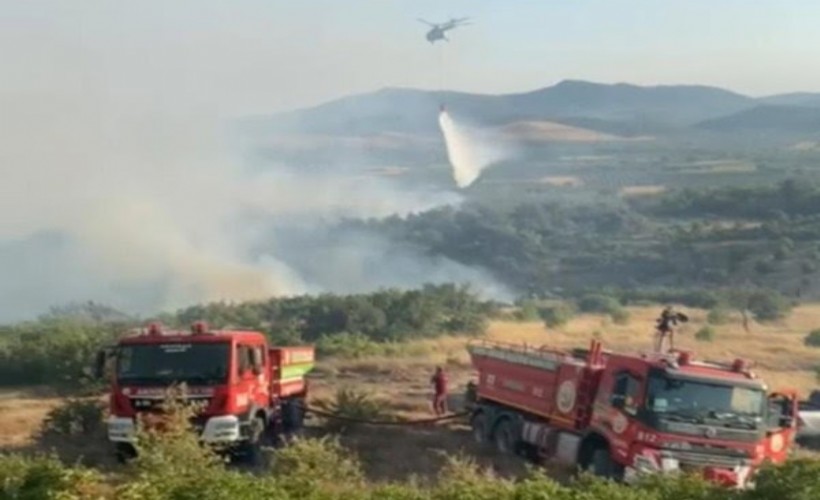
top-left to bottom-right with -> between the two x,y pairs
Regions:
0,285 -> 493,389
355,179 -> 820,301
5,443 -> 820,499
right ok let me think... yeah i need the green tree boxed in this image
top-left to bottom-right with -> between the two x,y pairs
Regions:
540,303 -> 576,328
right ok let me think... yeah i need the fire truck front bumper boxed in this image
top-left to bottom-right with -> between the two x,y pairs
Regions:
199,415 -> 242,443
107,417 -> 136,443
107,415 -> 243,444
624,449 -> 754,488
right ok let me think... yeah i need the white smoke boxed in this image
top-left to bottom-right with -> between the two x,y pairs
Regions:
0,91 -> 502,321
439,110 -> 513,188
0,5 -> 513,322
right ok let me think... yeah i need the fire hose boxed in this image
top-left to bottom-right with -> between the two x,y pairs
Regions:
299,403 -> 469,426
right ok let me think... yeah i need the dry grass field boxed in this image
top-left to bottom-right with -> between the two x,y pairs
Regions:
619,185 -> 667,197
1,305 -> 819,480
0,389 -> 63,449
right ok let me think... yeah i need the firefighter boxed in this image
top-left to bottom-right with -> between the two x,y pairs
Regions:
431,366 -> 448,416
654,306 -> 688,353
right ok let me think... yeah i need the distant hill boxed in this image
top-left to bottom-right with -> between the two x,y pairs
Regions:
506,80 -> 753,126
696,105 -> 820,134
247,80 -> 757,140
759,92 -> 820,108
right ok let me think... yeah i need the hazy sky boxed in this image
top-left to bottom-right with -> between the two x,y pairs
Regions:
2,0 -> 818,114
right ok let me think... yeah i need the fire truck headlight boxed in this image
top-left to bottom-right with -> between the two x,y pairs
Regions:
660,457 -> 680,471
201,415 -> 241,443
633,454 -> 660,472
106,417 -> 135,442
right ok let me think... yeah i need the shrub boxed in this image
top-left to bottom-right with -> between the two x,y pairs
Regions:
316,332 -> 385,359
120,471 -> 285,500
41,398 -> 106,437
747,290 -> 792,322
706,307 -> 730,325
313,387 -> 391,432
129,385 -> 222,473
805,330 -> 820,348
577,294 -> 622,314
610,307 -> 631,325
539,302 -> 576,328
270,437 -> 364,497
695,326 -> 716,342
6,441 -> 820,498
750,459 -> 820,500
434,455 -> 515,499
0,454 -> 104,499
513,300 -> 541,322
111,385 -> 295,499
0,319 -> 118,391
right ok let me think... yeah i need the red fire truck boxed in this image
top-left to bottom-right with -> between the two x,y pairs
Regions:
465,339 -> 798,488
96,322 -> 314,462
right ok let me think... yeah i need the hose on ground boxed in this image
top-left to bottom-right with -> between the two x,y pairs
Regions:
300,403 -> 469,426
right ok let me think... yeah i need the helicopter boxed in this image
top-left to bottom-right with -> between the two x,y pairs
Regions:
417,17 -> 471,43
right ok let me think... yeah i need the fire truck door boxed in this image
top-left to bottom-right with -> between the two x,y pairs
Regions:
595,370 -> 641,436
766,391 -> 798,462
235,344 -> 258,411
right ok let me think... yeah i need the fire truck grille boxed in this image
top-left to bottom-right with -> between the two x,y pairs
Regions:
130,397 -> 212,413
663,422 -> 762,443
668,451 -> 745,468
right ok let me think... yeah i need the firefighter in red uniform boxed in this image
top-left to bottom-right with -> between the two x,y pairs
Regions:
431,366 -> 448,416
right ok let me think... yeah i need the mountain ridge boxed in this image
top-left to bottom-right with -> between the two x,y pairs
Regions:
247,80 -> 820,141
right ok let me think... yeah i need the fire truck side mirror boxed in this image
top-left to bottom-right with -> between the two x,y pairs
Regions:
250,348 -> 264,375
93,350 -> 107,379
767,391 -> 798,430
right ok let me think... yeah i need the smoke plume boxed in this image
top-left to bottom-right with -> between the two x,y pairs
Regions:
0,5 -> 513,322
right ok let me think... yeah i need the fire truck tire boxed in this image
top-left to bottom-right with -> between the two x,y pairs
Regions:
471,412 -> 489,445
493,419 -> 515,455
241,416 -> 267,466
115,443 -> 136,464
590,448 -> 623,481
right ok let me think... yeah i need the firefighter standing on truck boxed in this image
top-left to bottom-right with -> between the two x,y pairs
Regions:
655,306 -> 688,353
431,366 -> 448,416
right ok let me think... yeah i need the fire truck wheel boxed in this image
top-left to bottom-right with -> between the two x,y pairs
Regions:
243,416 -> 267,466
471,413 -> 488,445
590,448 -> 623,481
493,419 -> 515,455
115,443 -> 136,464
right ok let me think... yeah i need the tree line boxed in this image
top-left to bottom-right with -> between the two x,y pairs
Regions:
0,285 -> 493,388
351,180 -> 820,299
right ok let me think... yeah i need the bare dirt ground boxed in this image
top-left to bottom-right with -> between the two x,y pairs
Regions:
2,305 -> 819,479
0,388 -> 62,449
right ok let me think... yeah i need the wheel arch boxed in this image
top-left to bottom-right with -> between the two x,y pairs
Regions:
577,431 -> 610,468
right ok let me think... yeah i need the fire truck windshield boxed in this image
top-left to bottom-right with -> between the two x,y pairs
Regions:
117,342 -> 230,386
646,373 -> 766,428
